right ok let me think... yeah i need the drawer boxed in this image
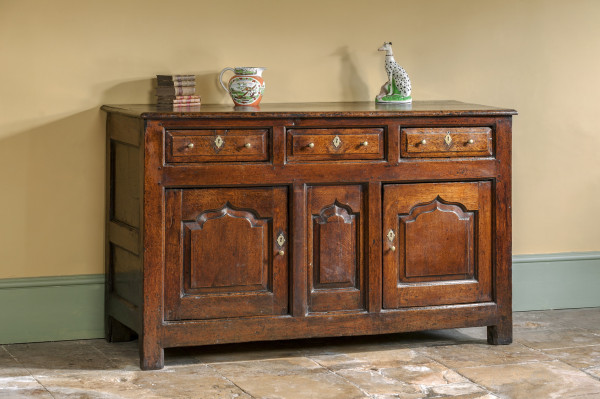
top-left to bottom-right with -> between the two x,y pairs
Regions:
287,128 -> 384,161
401,127 -> 493,158
166,129 -> 269,163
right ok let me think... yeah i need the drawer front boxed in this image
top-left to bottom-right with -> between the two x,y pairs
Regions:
166,129 -> 269,163
287,128 -> 384,161
401,127 -> 492,158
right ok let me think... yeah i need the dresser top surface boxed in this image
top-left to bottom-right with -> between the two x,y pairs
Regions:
101,101 -> 517,119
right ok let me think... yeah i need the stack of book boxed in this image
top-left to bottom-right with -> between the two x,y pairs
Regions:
156,75 -> 201,107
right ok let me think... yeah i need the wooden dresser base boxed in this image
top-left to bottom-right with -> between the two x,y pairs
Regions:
103,101 -> 515,370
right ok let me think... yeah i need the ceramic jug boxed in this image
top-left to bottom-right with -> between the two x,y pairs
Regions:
219,67 -> 266,106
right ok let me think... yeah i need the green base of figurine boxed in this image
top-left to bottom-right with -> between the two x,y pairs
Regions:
375,94 -> 412,104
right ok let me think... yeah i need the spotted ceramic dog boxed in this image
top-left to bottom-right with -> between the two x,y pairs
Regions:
376,42 -> 412,103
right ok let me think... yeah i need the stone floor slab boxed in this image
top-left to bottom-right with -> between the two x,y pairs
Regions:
454,327 -> 488,340
513,310 -> 569,330
334,368 -> 425,397
5,340 -> 115,374
380,361 -> 469,387
209,356 -> 322,376
227,372 -> 367,399
211,357 -> 366,399
191,341 -> 306,365
515,327 -> 600,350
543,344 -> 600,369
547,308 -> 600,330
310,348 -> 431,371
457,360 -> 600,399
0,376 -> 53,398
419,342 -> 552,369
585,366 -> 600,379
34,366 -> 251,399
0,388 -> 54,398
128,365 -> 253,399
88,339 -> 140,370
427,384 -> 494,397
430,394 -> 500,399
0,346 -> 30,378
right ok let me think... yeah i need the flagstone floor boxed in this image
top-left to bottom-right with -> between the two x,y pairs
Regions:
1,308 -> 600,398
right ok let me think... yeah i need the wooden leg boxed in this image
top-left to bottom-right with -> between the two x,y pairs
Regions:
105,316 -> 137,343
140,338 -> 164,370
487,317 -> 513,345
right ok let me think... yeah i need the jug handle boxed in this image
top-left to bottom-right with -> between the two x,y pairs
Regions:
218,67 -> 234,93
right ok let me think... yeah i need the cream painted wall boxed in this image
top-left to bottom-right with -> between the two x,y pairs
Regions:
1,0 -> 599,279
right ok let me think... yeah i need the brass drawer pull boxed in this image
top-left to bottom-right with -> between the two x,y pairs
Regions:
420,139 -> 427,145
390,245 -> 396,252
278,250 -> 285,256
187,143 -> 194,149
307,142 -> 315,148
244,143 -> 252,148
361,141 -> 369,147
467,139 -> 474,144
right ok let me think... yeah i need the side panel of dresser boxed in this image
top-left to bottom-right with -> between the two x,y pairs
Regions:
488,116 -> 513,344
104,113 -> 144,341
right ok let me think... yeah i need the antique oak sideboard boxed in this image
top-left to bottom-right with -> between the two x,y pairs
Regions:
102,101 -> 516,370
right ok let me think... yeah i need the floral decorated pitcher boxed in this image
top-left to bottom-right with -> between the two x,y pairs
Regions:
219,67 -> 266,106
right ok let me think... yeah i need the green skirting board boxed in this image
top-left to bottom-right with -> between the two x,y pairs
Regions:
512,252 -> 600,311
0,275 -> 104,344
0,252 -> 598,344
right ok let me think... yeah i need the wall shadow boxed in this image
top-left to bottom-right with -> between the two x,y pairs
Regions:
96,78 -> 155,104
0,108 -> 106,278
0,72 -> 228,280
332,46 -> 370,101
96,74 -> 228,106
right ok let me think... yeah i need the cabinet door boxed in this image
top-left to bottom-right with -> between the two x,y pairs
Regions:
164,187 -> 288,320
307,185 -> 365,312
383,182 -> 492,308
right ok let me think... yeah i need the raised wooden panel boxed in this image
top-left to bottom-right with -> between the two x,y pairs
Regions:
111,141 -> 140,228
307,185 -> 365,313
164,187 -> 288,320
400,198 -> 474,282
313,203 -> 357,288
184,204 -> 268,293
383,182 -> 492,308
109,244 -> 142,309
108,113 -> 141,147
